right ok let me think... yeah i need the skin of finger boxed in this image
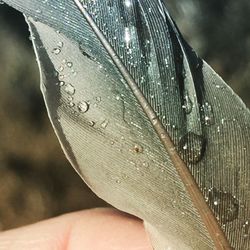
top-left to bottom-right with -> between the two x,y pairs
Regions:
0,208 -> 153,250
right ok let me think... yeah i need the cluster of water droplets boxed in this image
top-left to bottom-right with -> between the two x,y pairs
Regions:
49,39 -> 93,118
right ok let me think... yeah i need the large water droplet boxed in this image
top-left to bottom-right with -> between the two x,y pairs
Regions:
178,132 -> 206,164
207,188 -> 239,224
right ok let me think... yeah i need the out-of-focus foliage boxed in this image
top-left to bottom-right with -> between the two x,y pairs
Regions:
0,5 -> 106,230
0,0 -> 249,230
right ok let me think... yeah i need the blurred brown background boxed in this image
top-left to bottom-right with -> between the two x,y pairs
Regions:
0,0 -> 249,230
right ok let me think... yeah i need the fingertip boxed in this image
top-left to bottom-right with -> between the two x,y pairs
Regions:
0,208 -> 153,250
67,208 -> 153,250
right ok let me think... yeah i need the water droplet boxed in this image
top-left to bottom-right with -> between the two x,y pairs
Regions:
96,96 -> 102,102
207,188 -> 239,224
57,41 -> 63,48
52,47 -> 61,55
178,132 -> 206,164
68,96 -> 73,102
59,81 -> 65,87
89,121 -> 95,127
182,94 -> 193,114
124,27 -> 131,48
101,119 -> 109,129
217,126 -> 221,133
124,0 -> 132,8
77,101 -> 89,113
201,102 -> 215,126
69,102 -> 75,108
67,61 -> 73,68
115,179 -> 121,184
65,84 -> 75,95
58,66 -> 64,72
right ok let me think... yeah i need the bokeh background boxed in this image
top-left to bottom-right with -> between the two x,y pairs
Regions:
0,0 -> 249,230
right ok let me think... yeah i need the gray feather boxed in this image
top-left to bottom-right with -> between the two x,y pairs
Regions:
2,0 -> 250,249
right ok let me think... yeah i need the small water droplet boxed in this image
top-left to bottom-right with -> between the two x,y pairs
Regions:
172,124 -> 177,130
178,132 -> 206,164
116,179 -> 121,184
59,81 -> 65,87
182,94 -> 193,114
65,83 -> 75,95
214,201 -> 219,206
124,27 -> 131,48
207,188 -> 239,224
58,66 -> 64,72
67,61 -> 73,68
69,102 -> 75,107
52,47 -> 61,55
124,0 -> 132,8
57,41 -> 64,48
101,119 -> 109,129
89,121 -> 95,127
96,96 -> 102,102
68,96 -> 73,102
77,101 -> 89,113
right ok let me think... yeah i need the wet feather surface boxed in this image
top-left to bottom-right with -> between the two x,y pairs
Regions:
2,0 -> 250,249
